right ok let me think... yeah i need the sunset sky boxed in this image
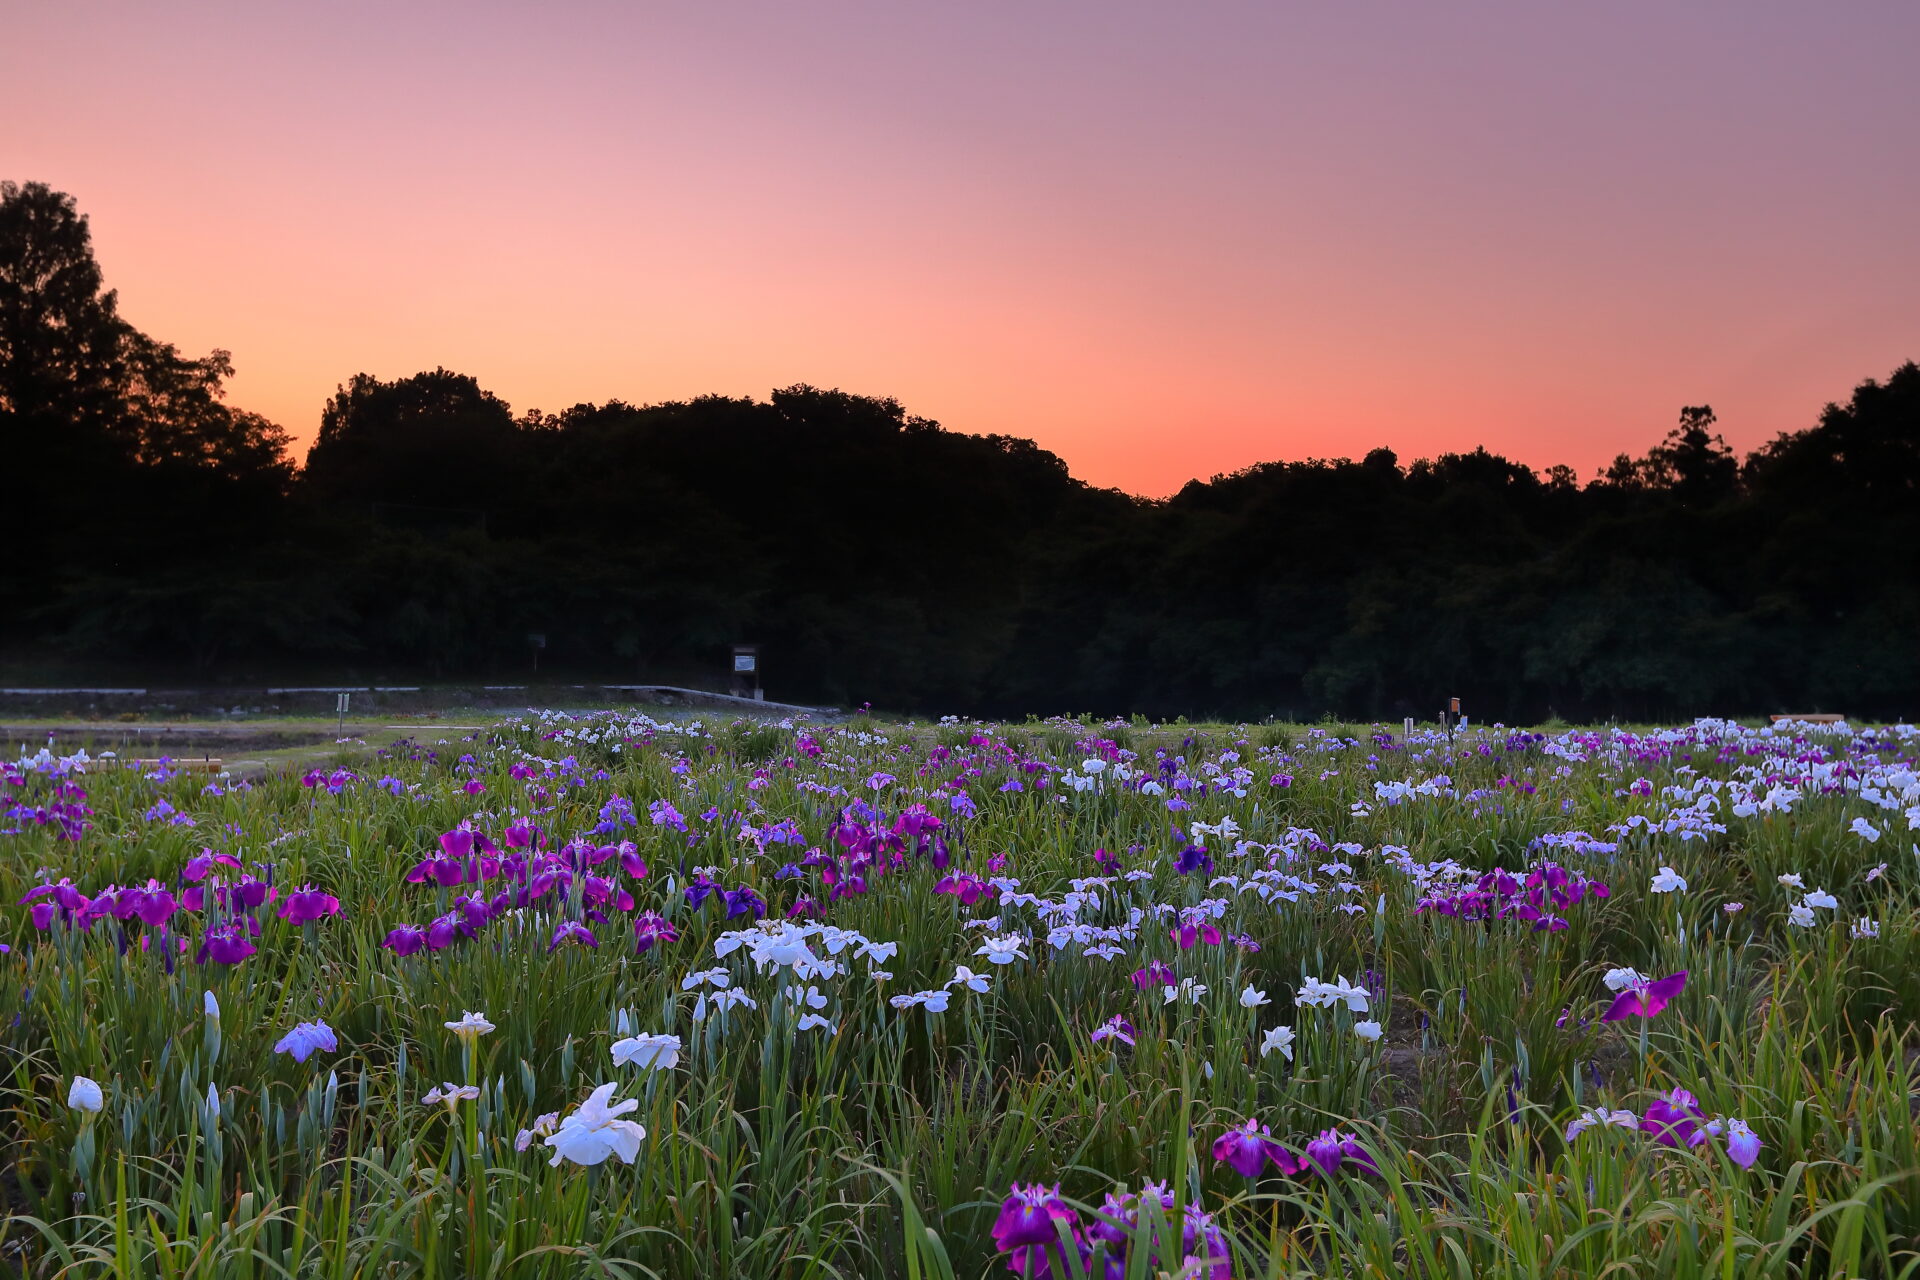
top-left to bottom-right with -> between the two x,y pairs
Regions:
7,1 -> 1917,495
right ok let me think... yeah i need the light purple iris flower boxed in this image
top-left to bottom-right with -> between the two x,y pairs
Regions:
1718,1118 -> 1762,1169
273,1020 -> 338,1064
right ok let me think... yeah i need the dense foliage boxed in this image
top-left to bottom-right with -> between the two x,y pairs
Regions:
3,713 -> 1917,1277
4,180 -> 1918,719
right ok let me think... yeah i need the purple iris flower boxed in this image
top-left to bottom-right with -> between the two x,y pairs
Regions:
109,880 -> 177,927
20,879 -> 90,912
632,911 -> 679,953
1088,1191 -> 1140,1251
991,1182 -> 1079,1252
451,893 -> 492,930
1641,1088 -> 1708,1149
1212,1118 -> 1302,1178
1180,1205 -> 1233,1280
382,924 -> 426,956
581,875 -> 634,912
1130,961 -> 1176,990
1304,1128 -> 1379,1176
1169,916 -> 1222,949
196,921 -> 257,965
548,920 -> 597,952
182,852 -> 242,883
1602,971 -> 1687,1022
273,1020 -> 338,1063
278,885 -> 341,924
424,913 -> 465,950
648,799 -> 688,832
1086,1182 -> 1186,1275
1174,845 -> 1213,876
722,886 -> 767,919
934,873 -> 991,906
227,877 -> 274,912
1091,1015 -> 1136,1047
685,874 -> 718,910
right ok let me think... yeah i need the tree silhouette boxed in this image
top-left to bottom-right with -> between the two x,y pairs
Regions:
1,182 -> 1915,718
0,181 -> 292,487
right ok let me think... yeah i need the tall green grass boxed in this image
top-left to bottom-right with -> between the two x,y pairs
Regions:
0,715 -> 1913,1277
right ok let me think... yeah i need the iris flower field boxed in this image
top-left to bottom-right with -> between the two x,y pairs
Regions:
3,713 -> 1918,1278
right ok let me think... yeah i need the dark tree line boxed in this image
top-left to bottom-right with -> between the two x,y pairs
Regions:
3,181 -> 1916,720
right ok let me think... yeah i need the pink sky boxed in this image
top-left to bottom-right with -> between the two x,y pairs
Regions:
6,1 -> 1917,495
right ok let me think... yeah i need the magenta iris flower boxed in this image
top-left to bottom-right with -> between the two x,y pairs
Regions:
1087,1183 -> 1196,1276
632,912 -> 679,953
1641,1088 -> 1708,1149
104,880 -> 176,927
228,877 -> 274,912
182,852 -> 242,882
273,1020 -> 338,1063
1212,1118 -> 1303,1177
991,1182 -> 1078,1250
381,924 -> 426,956
1603,971 -> 1687,1022
424,914 -> 463,950
992,1183 -> 1088,1276
1168,909 -> 1223,949
548,920 -> 597,952
196,921 -> 257,965
278,885 -> 341,924
1130,961 -> 1176,990
1303,1128 -> 1379,1176
1180,1205 -> 1233,1280
934,873 -> 991,906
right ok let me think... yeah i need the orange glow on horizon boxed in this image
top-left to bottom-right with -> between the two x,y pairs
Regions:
6,2 -> 1916,497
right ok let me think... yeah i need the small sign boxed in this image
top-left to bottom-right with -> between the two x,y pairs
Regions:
528,633 -> 547,650
733,654 -> 757,673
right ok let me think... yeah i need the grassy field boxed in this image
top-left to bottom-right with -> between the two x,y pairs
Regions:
3,712 -> 1917,1278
